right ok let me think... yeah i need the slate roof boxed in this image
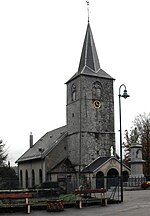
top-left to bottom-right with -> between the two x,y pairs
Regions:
16,126 -> 67,163
82,156 -> 111,173
49,158 -> 76,173
78,22 -> 100,73
82,156 -> 130,173
66,23 -> 114,83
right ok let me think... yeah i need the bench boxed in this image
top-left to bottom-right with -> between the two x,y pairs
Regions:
0,193 -> 32,213
74,188 -> 108,208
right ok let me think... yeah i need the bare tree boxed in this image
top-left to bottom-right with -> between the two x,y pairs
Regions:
123,113 -> 150,176
134,113 -> 150,176
0,139 -> 8,166
123,130 -> 131,166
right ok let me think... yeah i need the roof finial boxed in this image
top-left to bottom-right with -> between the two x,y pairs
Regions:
86,1 -> 90,23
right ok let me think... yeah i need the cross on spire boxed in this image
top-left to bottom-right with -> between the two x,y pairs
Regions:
86,1 -> 90,23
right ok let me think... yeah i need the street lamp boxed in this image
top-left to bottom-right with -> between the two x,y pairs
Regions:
119,84 -> 130,202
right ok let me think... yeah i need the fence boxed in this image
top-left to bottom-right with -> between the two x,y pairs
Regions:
0,175 -> 146,202
126,176 -> 146,187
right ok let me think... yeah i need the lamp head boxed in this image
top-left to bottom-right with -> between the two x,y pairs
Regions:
122,89 -> 130,99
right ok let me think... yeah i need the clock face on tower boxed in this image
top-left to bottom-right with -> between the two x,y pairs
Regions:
94,100 -> 101,109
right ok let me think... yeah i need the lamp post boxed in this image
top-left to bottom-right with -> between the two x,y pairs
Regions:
119,84 -> 130,202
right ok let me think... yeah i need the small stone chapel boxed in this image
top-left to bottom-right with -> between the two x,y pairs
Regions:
16,21 -> 130,190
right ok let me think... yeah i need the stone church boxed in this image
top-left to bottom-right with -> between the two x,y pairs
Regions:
16,21 -> 130,190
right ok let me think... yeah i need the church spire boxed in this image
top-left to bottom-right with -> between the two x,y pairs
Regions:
66,22 -> 114,84
78,23 -> 100,73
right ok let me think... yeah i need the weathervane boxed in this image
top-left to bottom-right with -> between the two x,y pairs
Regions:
86,1 -> 90,23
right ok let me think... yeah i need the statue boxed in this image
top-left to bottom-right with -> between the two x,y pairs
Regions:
131,127 -> 139,143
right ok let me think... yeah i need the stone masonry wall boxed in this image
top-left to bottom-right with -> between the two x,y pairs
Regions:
67,75 -> 115,169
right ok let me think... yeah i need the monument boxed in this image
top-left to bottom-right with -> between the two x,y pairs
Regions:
128,128 -> 145,186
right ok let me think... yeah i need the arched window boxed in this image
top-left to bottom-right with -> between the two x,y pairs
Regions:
39,169 -> 42,185
92,81 -> 102,100
25,169 -> 28,188
96,171 -> 104,188
20,170 -> 23,188
32,169 -> 35,187
71,84 -> 76,101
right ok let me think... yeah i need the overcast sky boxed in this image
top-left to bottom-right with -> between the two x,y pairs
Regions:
0,0 -> 150,166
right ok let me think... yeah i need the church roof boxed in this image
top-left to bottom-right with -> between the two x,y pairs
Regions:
66,23 -> 114,83
82,156 -> 111,173
82,156 -> 130,173
16,126 -> 67,163
78,22 -> 100,73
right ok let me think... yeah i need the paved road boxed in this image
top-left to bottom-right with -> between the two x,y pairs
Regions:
2,190 -> 150,216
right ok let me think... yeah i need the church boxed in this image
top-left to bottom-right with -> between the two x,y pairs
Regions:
16,21 -> 130,190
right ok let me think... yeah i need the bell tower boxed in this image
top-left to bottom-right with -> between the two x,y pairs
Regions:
66,23 -> 115,171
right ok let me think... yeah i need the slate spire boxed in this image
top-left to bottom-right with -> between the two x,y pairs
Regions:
78,22 -> 100,73
66,22 -> 114,83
